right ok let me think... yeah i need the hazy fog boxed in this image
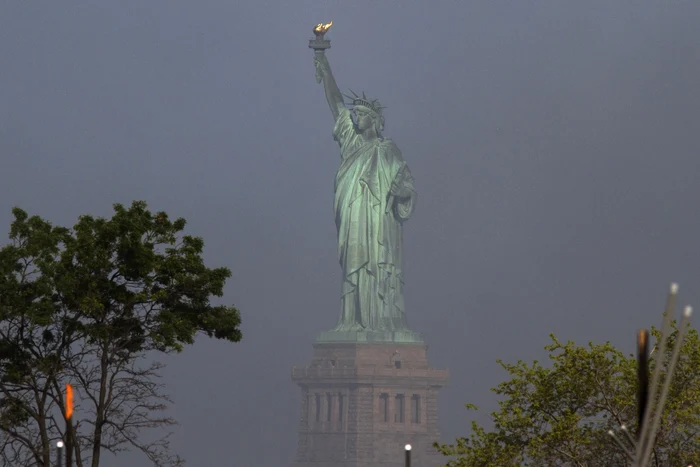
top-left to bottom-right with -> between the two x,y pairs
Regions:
1,1 -> 699,466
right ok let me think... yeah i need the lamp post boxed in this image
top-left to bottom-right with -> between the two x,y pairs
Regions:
606,283 -> 694,467
64,384 -> 74,467
56,441 -> 64,467
404,444 -> 411,467
637,329 -> 649,439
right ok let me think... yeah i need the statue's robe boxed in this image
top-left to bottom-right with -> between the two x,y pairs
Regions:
332,107 -> 416,332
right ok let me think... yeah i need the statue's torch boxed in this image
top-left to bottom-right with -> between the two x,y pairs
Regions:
309,21 -> 332,54
309,21 -> 332,83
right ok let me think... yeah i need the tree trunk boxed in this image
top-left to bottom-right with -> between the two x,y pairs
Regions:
90,345 -> 109,467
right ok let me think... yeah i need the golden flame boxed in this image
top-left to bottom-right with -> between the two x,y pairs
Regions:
314,21 -> 333,34
66,384 -> 74,419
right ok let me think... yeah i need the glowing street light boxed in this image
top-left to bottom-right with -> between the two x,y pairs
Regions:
56,440 -> 64,467
404,444 -> 412,467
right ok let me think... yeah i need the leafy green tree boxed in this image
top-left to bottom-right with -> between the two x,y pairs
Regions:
435,328 -> 700,466
0,201 -> 242,467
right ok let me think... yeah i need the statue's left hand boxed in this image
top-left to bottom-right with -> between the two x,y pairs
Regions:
390,183 -> 412,198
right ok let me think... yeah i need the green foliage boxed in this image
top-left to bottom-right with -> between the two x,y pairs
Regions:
435,329 -> 700,466
0,201 -> 242,467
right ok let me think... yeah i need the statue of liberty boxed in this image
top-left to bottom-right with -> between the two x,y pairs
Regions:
312,47 -> 420,341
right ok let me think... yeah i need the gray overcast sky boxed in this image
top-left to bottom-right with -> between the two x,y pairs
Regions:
1,1 -> 699,466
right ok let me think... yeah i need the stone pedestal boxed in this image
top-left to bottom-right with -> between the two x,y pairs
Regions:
291,342 -> 449,467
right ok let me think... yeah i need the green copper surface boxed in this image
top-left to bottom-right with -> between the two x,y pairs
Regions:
312,44 -> 422,344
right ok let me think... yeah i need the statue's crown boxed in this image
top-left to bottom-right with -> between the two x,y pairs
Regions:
344,90 -> 386,116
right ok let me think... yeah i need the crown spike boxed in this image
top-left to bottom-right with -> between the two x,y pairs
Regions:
343,90 -> 385,117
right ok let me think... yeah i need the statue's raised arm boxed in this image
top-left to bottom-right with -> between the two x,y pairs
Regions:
309,22 -> 344,122
314,54 -> 344,122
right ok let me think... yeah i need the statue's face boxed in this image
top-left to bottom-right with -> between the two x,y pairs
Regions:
352,106 -> 375,132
